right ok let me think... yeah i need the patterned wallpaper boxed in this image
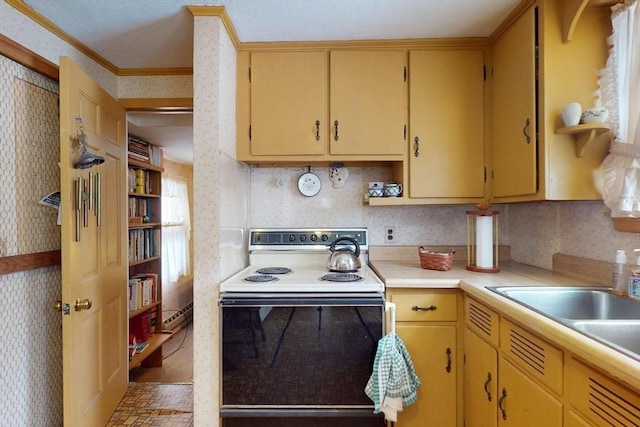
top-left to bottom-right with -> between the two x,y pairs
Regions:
0,55 -> 63,425
249,166 -> 502,248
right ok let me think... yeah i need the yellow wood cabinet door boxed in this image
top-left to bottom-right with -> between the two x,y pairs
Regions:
396,324 -> 457,427
463,327 -> 498,427
497,356 -> 563,427
329,50 -> 406,156
491,6 -> 537,198
409,49 -> 485,198
250,51 -> 326,156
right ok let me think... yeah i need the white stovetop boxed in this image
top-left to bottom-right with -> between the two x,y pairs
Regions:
220,252 -> 384,293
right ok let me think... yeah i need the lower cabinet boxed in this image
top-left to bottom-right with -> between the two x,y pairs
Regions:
464,296 -> 563,427
566,357 -> 640,427
498,355 -> 563,427
387,289 -> 461,427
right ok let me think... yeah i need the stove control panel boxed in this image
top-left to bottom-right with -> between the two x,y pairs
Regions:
250,228 -> 368,249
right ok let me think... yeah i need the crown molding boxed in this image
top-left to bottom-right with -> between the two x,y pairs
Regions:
188,5 -> 241,50
237,37 -> 491,52
6,0 -> 194,77
119,98 -> 193,111
6,0 -> 119,74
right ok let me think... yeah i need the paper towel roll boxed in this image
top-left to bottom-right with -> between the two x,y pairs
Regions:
476,216 -> 493,268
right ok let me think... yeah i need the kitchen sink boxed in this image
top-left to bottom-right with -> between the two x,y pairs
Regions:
487,286 -> 639,320
571,320 -> 640,356
487,286 -> 640,361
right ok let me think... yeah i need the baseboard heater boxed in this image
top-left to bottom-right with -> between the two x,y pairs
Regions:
163,301 -> 193,331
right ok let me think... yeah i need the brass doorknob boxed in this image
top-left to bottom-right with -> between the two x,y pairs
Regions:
54,300 -> 62,312
74,298 -> 92,311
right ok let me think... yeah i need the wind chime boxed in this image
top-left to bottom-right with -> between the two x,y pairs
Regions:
73,116 -> 104,242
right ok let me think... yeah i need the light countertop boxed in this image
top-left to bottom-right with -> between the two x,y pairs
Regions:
370,259 -> 640,393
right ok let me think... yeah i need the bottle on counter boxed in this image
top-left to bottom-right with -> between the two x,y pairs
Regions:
628,249 -> 640,300
612,249 -> 628,296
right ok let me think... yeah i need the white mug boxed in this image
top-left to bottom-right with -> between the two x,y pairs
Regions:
384,183 -> 403,197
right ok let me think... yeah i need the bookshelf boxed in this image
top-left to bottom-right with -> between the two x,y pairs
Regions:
127,135 -> 172,370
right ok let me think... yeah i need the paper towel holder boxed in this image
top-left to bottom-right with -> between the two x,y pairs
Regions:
466,209 -> 500,273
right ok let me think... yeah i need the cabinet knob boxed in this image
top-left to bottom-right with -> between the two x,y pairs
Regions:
315,120 -> 321,141
414,136 -> 420,157
334,120 -> 339,141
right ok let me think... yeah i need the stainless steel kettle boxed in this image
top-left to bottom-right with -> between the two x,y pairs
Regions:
327,237 -> 361,272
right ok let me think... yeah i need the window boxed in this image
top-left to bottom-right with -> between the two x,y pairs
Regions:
162,177 -> 191,283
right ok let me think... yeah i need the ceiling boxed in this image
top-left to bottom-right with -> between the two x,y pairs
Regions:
17,0 -> 523,164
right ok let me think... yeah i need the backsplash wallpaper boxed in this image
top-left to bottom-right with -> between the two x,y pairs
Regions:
249,165 -> 504,248
250,166 -> 638,272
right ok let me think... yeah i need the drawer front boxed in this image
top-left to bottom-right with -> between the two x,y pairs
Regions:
500,319 -> 564,396
465,296 -> 500,348
392,292 -> 458,322
567,357 -> 640,427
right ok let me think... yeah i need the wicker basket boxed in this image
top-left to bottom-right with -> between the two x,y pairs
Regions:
418,247 -> 456,271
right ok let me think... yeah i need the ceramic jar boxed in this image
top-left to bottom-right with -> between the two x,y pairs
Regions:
562,102 -> 582,127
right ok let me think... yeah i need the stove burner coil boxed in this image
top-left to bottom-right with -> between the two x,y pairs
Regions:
320,273 -> 363,282
243,274 -> 279,283
255,267 -> 292,275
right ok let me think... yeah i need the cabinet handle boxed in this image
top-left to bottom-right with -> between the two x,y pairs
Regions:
522,118 -> 531,144
498,388 -> 508,420
315,120 -> 320,141
414,136 -> 420,157
445,347 -> 452,373
411,305 -> 437,311
483,372 -> 492,401
334,120 -> 339,141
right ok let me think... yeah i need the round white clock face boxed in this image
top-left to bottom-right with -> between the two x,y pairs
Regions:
297,171 -> 321,197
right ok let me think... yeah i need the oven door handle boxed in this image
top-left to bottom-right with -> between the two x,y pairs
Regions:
219,294 -> 384,307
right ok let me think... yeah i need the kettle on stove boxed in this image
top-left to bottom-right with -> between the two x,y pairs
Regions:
327,237 -> 361,272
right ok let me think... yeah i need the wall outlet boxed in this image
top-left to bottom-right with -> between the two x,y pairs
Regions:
385,226 -> 395,243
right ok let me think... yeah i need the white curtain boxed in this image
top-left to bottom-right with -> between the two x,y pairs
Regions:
600,0 -> 640,217
162,177 -> 191,283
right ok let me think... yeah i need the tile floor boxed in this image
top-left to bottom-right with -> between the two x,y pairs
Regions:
106,382 -> 193,426
108,323 -> 194,426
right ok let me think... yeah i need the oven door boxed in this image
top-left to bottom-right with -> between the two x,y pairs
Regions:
219,293 -> 385,422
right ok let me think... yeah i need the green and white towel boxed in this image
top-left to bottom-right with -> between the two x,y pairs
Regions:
365,332 -> 421,422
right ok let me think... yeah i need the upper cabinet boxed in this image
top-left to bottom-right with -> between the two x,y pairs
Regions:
491,6 -> 537,199
489,0 -> 612,202
329,50 -> 406,156
236,49 -> 406,163
408,49 -> 486,200
248,51 -> 326,157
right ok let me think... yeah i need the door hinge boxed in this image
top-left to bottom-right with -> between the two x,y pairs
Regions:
248,67 -> 251,83
403,66 -> 407,82
249,125 -> 252,141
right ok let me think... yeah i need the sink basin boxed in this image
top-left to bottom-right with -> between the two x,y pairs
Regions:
487,286 -> 640,361
571,320 -> 640,356
487,286 -> 640,320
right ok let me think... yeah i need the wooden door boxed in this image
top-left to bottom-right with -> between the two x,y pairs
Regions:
396,324 -> 458,427
463,327 -> 498,427
497,356 -> 563,427
491,6 -> 537,198
329,50 -> 406,156
250,51 -> 326,156
409,49 -> 485,198
60,57 -> 128,426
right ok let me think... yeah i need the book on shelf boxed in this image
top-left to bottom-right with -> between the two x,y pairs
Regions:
128,134 -> 163,167
128,228 -> 160,262
128,273 -> 158,311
